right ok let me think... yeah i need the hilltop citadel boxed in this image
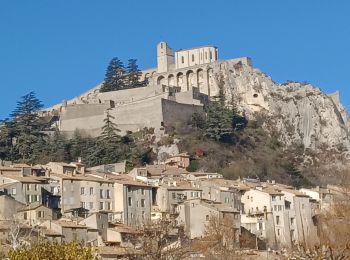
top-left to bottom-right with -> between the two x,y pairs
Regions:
43,42 -> 252,137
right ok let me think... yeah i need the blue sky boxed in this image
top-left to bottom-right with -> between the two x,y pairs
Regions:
1,1 -> 349,119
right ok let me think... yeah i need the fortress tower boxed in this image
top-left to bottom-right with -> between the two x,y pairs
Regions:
157,41 -> 174,73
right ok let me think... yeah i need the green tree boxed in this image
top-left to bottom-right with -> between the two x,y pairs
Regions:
100,57 -> 127,92
10,92 -> 45,162
205,103 -> 234,142
0,119 -> 15,160
126,59 -> 147,88
100,109 -> 120,142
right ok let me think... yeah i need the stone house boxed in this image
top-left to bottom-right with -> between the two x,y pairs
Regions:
110,174 -> 153,227
164,153 -> 190,168
40,219 -> 95,244
155,182 -> 202,214
196,178 -> 241,211
0,194 -> 25,219
79,212 -> 109,245
0,167 -> 49,205
241,183 -> 318,250
46,162 -> 115,216
241,185 -> 286,249
106,223 -> 139,247
176,199 -> 240,243
16,202 -> 55,226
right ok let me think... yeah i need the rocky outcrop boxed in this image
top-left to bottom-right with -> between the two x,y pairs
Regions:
220,61 -> 350,152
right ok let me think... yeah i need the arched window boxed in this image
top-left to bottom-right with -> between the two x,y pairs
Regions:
192,54 -> 195,62
181,56 -> 184,63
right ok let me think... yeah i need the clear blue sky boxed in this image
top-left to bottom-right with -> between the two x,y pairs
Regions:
1,1 -> 349,119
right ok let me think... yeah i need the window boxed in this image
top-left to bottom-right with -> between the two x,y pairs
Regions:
26,184 -> 30,191
192,54 -> 194,62
278,205 -> 282,211
276,216 -> 280,225
89,202 -> 94,209
81,187 -> 85,195
272,195 -> 276,201
24,212 -> 27,220
290,217 -> 294,225
206,215 -> 209,221
37,211 -> 44,218
99,202 -> 104,210
181,56 -> 184,63
34,184 -> 38,191
107,202 -> 111,210
172,192 -> 176,199
81,202 -> 86,209
141,199 -> 145,207
141,188 -> 145,195
209,51 -> 212,60
190,192 -> 194,197
106,189 -> 111,199
277,229 -> 280,236
142,211 -> 145,220
11,188 -> 16,195
274,205 -> 277,211
128,197 -> 132,206
89,187 -> 94,195
100,189 -> 103,199
258,222 -> 263,230
127,186 -> 132,193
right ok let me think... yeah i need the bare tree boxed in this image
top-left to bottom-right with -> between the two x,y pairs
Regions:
195,214 -> 240,259
134,219 -> 191,260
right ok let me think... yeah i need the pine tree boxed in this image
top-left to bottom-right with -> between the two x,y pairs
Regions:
126,59 -> 147,88
101,109 -> 120,141
100,57 -> 127,92
0,119 -> 15,160
205,103 -> 233,142
10,92 -> 45,162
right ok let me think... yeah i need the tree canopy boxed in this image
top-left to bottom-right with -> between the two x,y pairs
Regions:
100,57 -> 147,92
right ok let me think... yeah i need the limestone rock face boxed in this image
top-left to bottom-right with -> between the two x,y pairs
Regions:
221,61 -> 350,152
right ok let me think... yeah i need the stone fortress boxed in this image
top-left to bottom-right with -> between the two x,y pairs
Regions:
43,42 -> 252,137
43,41 -> 349,152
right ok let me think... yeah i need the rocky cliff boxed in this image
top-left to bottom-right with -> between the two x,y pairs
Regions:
220,60 -> 349,158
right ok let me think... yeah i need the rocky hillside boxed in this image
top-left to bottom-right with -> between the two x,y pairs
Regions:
220,61 -> 350,157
